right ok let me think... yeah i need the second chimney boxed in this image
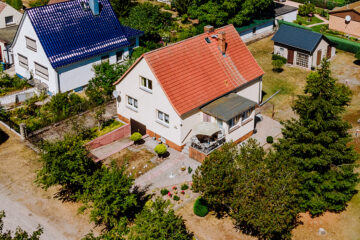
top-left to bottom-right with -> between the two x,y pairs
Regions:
204,25 -> 214,34
89,0 -> 100,16
218,31 -> 226,54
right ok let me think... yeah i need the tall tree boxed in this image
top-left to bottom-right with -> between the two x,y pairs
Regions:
110,0 -> 132,18
171,0 -> 194,15
193,140 -> 299,239
276,59 -> 359,215
128,198 -> 193,240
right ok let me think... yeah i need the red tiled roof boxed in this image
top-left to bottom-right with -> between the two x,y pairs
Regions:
0,2 -> 6,13
115,24 -> 264,116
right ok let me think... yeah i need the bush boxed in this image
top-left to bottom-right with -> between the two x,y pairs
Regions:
181,14 -> 189,24
130,132 -> 142,143
298,3 -> 315,16
173,195 -> 180,201
193,198 -> 208,217
272,59 -> 285,72
154,144 -> 167,156
355,51 -> 360,61
181,184 -> 189,190
266,136 -> 274,144
272,54 -> 287,64
160,188 -> 169,196
188,166 -> 193,174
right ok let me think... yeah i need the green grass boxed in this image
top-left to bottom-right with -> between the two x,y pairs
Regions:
295,15 -> 323,26
92,119 -> 124,138
310,24 -> 328,33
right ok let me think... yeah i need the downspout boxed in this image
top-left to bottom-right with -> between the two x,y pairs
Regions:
56,71 -> 60,94
6,44 -> 10,64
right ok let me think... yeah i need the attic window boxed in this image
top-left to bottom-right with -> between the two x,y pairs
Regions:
80,2 -> 90,11
205,37 -> 211,43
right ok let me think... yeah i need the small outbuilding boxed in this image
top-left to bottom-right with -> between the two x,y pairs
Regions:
271,24 -> 336,69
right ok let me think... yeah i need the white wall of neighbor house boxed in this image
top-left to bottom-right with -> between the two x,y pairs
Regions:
0,5 -> 22,29
12,14 -> 58,93
115,58 -> 183,146
240,21 -> 274,41
276,10 -> 298,23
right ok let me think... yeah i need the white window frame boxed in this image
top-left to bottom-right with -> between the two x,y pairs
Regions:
228,115 -> 240,130
34,62 -> 49,80
140,76 -> 153,93
127,96 -> 138,111
18,54 -> 28,69
116,50 -> 124,63
156,110 -> 169,126
25,37 -> 37,52
5,16 -> 14,25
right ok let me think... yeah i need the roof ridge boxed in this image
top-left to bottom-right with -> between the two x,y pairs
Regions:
143,24 -> 234,57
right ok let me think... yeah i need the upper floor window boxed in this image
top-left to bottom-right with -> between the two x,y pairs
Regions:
25,37 -> 37,52
157,110 -> 169,125
5,16 -> 14,25
140,76 -> 152,92
116,50 -> 124,62
101,55 -> 109,63
18,54 -> 28,69
127,96 -> 138,110
34,62 -> 49,80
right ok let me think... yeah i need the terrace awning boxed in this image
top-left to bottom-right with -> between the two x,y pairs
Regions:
193,122 -> 221,136
201,93 -> 257,122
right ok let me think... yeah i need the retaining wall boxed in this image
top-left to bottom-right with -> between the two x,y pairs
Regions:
85,124 -> 130,150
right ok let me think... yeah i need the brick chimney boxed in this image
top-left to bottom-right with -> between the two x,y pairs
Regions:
89,0 -> 100,15
218,31 -> 226,54
204,25 -> 214,34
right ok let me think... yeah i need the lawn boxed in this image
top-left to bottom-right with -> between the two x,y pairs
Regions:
296,15 -> 323,26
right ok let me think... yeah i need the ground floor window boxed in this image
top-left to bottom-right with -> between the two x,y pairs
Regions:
296,52 -> 309,68
228,115 -> 240,129
34,62 -> 49,80
157,110 -> 169,125
18,54 -> 28,69
241,108 -> 253,122
127,96 -> 138,109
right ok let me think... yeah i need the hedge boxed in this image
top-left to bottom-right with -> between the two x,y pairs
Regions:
278,20 -> 360,54
288,0 -> 348,9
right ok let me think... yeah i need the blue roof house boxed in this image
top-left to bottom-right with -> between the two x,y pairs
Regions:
271,24 -> 335,69
11,0 -> 143,95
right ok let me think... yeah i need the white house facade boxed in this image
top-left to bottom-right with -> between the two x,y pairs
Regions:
11,0 -> 142,95
114,25 -> 264,161
0,2 -> 22,29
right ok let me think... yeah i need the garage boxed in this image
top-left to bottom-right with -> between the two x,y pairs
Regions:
130,118 -> 146,135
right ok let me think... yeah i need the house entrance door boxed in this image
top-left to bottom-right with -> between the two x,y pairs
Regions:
287,49 -> 294,64
130,118 -> 146,135
317,50 -> 322,65
327,45 -> 331,58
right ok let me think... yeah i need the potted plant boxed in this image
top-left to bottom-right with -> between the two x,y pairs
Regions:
130,132 -> 142,144
154,143 -> 167,157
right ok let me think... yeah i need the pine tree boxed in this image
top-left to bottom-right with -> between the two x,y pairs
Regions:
276,59 -> 359,215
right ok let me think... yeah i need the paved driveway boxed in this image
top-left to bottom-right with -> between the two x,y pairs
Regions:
251,115 -> 283,146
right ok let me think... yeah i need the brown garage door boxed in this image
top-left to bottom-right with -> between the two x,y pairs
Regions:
130,118 -> 146,135
287,49 -> 294,64
317,50 -> 322,65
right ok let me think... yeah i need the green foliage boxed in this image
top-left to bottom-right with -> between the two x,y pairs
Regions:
181,14 -> 189,24
171,0 -> 193,15
29,0 -> 48,7
84,163 -> 137,229
130,132 -> 142,143
298,3 -> 315,16
272,54 -> 287,64
193,197 -> 208,217
193,140 -> 300,239
355,50 -> 360,61
6,0 -> 22,10
86,61 -> 133,105
188,166 -> 193,174
272,59 -> 285,72
160,188 -> 169,196
0,211 -> 43,239
0,104 -> 9,122
188,0 -> 274,27
173,195 -> 180,201
181,183 -> 189,190
276,60 -> 359,216
36,134 -> 100,199
266,136 -> 274,144
128,198 -> 192,240
154,144 -> 167,155
110,0 -> 132,18
123,3 -> 173,42
131,46 -> 150,60
0,73 -> 30,96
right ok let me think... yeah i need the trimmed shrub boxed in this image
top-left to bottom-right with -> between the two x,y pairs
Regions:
188,166 -> 193,174
181,184 -> 189,190
272,54 -> 287,64
154,144 -> 167,156
266,136 -> 274,144
355,51 -> 360,60
130,132 -> 142,143
193,197 -> 208,217
272,60 -> 284,72
160,188 -> 169,196
173,195 -> 180,201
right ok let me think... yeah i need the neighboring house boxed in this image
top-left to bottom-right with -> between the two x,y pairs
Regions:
114,25 -> 264,161
329,1 -> 360,38
0,25 -> 17,64
0,1 -> 22,29
272,25 -> 336,69
237,3 -> 298,41
11,0 -> 143,95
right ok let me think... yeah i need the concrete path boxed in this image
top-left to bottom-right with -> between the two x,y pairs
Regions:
307,14 -> 329,28
251,115 -> 282,146
134,139 -> 201,190
90,137 -> 133,161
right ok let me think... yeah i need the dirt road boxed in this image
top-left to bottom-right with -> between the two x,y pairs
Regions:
0,124 -> 95,239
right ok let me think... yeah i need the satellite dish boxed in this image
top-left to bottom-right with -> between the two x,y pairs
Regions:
112,90 -> 120,98
345,15 -> 351,22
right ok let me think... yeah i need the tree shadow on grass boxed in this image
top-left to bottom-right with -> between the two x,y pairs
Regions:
53,187 -> 81,203
272,68 -> 284,73
0,129 -> 9,145
353,60 -> 360,65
